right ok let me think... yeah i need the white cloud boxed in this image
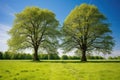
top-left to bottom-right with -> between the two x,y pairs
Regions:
57,49 -> 64,57
108,50 -> 120,57
57,48 -> 120,58
0,24 -> 11,52
57,48 -> 76,57
87,50 -> 120,58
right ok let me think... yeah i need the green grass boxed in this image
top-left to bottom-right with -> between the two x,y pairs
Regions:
0,60 -> 120,80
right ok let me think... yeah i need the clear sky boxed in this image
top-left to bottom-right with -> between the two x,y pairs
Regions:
0,0 -> 120,56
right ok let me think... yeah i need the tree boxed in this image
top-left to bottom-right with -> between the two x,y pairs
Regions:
0,51 -> 3,59
3,51 -> 11,59
48,53 -> 60,60
39,54 -> 48,60
61,55 -> 68,60
8,7 -> 59,61
62,4 -> 114,61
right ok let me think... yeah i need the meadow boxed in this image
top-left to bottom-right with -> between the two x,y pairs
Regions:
0,60 -> 120,80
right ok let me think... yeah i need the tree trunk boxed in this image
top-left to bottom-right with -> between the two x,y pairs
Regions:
33,47 -> 39,61
81,50 -> 87,62
48,54 -> 50,60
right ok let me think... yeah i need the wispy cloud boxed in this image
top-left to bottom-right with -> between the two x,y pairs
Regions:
0,24 -> 11,52
0,4 -> 16,17
109,50 -> 120,57
5,5 -> 16,17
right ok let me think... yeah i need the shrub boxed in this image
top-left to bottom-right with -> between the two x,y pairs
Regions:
0,51 -> 3,59
61,55 -> 68,60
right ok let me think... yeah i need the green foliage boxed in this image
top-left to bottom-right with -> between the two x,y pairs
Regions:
2,51 -> 32,60
39,53 -> 60,60
0,51 -> 61,60
0,52 -> 3,59
62,3 -> 114,61
108,56 -> 120,60
39,54 -> 48,60
0,51 -> 105,60
3,51 -> 11,59
68,56 -> 80,60
48,53 -> 60,60
87,56 -> 104,59
61,55 -> 68,60
8,7 -> 60,60
0,60 -> 120,80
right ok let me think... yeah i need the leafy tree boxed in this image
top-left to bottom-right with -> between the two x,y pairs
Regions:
0,51 -> 3,59
61,55 -> 68,60
68,56 -> 80,60
87,56 -> 104,59
39,53 -> 60,60
48,53 -> 60,60
3,51 -> 11,59
25,54 -> 32,59
8,7 -> 59,61
62,4 -> 114,61
39,54 -> 48,60
52,53 -> 60,60
108,56 -> 120,60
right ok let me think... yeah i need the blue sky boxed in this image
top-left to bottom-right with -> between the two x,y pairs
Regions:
0,0 -> 120,56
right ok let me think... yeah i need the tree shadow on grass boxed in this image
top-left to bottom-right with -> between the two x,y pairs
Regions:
34,60 -> 120,63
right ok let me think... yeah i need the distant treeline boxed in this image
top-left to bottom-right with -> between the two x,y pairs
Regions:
0,51 -> 112,60
108,56 -> 120,60
0,51 -> 32,60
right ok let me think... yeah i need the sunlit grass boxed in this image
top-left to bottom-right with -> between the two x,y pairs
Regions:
0,60 -> 120,80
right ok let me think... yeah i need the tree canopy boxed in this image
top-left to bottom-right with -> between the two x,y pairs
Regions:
62,3 -> 114,61
8,7 -> 60,61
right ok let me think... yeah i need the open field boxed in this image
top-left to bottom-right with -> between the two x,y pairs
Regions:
0,60 -> 120,80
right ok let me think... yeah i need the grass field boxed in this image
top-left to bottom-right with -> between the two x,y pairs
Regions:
0,60 -> 120,80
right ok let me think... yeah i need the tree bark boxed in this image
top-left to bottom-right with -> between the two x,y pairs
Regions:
81,50 -> 87,62
48,54 -> 50,60
33,46 -> 39,61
